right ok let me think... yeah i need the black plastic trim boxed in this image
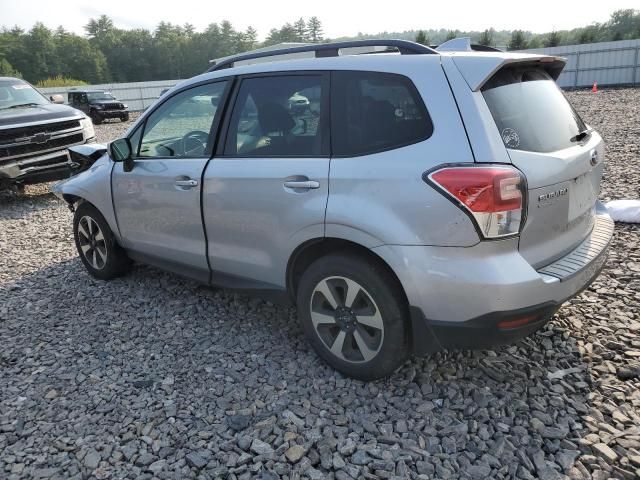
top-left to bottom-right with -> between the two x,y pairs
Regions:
207,39 -> 437,72
410,302 -> 558,354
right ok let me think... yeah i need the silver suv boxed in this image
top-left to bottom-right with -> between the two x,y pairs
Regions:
53,39 -> 613,380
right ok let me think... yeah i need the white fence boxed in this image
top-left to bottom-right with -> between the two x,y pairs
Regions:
39,79 -> 182,112
520,39 -> 640,88
37,39 -> 640,106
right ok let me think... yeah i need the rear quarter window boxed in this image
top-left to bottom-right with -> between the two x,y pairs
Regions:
482,66 -> 587,153
331,71 -> 433,157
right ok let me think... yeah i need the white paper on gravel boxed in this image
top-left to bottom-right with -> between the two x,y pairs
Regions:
605,200 -> 640,223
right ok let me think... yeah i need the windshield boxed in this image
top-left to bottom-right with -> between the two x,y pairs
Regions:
87,92 -> 116,101
0,79 -> 48,109
482,66 -> 587,153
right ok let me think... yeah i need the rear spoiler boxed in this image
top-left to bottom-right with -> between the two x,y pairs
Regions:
449,53 -> 566,91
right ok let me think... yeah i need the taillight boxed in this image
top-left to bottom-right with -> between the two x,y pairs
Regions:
427,166 -> 525,239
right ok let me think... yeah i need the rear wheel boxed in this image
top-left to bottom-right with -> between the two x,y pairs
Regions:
296,253 -> 409,381
73,202 -> 130,280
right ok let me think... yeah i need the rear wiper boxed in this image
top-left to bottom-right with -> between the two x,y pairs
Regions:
570,129 -> 590,143
2,102 -> 41,110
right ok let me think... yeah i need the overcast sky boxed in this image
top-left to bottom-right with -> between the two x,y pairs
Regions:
0,0 -> 637,39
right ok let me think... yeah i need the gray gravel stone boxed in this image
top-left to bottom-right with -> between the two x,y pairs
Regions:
0,91 -> 639,480
185,452 -> 207,469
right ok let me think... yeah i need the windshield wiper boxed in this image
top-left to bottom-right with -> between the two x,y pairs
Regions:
1,102 -> 41,110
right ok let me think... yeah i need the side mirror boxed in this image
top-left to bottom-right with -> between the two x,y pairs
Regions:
50,94 -> 64,104
109,138 -> 134,172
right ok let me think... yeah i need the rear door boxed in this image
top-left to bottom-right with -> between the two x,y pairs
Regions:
480,65 -> 604,268
202,73 -> 330,290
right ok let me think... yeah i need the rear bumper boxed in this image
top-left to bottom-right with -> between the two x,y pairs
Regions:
372,203 -> 613,354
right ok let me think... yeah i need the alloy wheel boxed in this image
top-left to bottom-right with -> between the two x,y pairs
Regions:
310,276 -> 384,363
77,216 -> 108,270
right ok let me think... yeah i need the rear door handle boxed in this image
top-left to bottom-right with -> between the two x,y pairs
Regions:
283,180 -> 320,189
175,179 -> 199,188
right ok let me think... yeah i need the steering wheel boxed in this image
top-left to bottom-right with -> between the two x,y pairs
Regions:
181,130 -> 209,157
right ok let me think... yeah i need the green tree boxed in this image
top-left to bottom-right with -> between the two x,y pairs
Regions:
22,23 -> 58,82
545,30 -> 562,47
53,27 -> 107,82
307,17 -> 323,43
508,30 -> 527,50
415,30 -> 429,45
0,57 -> 20,77
576,26 -> 598,44
606,9 -> 640,40
293,18 -> 308,42
445,30 -> 457,41
479,28 -> 495,46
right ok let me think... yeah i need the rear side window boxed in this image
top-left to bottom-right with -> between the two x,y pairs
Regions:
224,75 -> 327,157
482,66 -> 587,153
331,71 -> 433,157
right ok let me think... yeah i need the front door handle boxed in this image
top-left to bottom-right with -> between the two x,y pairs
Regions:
283,180 -> 320,189
175,179 -> 199,188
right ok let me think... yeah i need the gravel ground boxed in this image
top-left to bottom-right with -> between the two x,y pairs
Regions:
0,91 -> 639,480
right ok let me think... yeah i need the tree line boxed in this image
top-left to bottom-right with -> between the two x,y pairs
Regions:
0,9 -> 638,85
0,15 -> 324,85
387,9 -> 640,51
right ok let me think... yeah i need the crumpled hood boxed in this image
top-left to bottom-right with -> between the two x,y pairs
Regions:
0,103 -> 84,128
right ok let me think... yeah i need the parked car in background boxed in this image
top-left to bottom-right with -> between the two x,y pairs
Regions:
68,89 -> 129,125
288,91 -> 310,113
0,77 -> 96,190
53,39 -> 613,380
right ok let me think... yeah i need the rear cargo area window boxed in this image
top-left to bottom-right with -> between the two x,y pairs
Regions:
482,66 -> 587,153
331,71 -> 432,156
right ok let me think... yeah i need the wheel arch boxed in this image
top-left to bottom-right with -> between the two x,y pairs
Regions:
286,237 -> 409,309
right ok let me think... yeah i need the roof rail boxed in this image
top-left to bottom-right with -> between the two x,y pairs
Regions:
436,37 -> 502,53
207,39 -> 438,72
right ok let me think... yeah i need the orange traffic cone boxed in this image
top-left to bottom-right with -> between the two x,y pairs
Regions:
592,82 -> 598,93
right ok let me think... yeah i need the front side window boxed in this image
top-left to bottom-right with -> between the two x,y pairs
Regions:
331,71 -> 433,157
224,75 -> 326,157
482,66 -> 587,153
138,81 -> 227,158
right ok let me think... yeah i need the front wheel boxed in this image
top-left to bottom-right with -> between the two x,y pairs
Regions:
121,113 -> 130,122
73,202 -> 130,280
90,111 -> 103,125
296,253 -> 409,381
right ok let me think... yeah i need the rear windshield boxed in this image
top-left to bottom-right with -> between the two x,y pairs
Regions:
482,66 -> 587,153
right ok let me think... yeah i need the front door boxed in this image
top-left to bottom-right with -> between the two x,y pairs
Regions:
112,80 -> 229,281
203,73 -> 330,290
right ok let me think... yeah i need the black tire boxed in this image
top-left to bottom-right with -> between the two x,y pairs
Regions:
296,253 -> 409,381
73,202 -> 131,280
121,113 -> 130,122
90,111 -> 103,125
